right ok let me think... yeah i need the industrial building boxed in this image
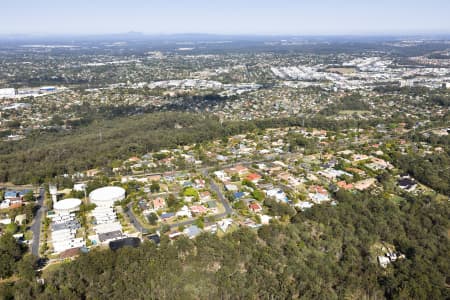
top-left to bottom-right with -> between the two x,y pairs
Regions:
0,88 -> 16,98
39,86 -> 56,92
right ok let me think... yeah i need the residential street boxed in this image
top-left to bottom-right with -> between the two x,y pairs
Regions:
126,170 -> 233,232
126,202 -> 147,234
30,187 -> 45,257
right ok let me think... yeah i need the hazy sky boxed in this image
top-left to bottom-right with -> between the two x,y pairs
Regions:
2,0 -> 450,35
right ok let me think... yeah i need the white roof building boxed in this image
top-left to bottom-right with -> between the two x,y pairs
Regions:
89,186 -> 125,207
73,183 -> 86,192
54,198 -> 82,214
93,222 -> 122,234
0,88 -> 15,98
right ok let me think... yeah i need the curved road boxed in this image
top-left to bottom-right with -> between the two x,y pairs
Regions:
126,170 -> 233,232
125,203 -> 147,234
125,152 -> 324,233
120,153 -> 308,233
168,171 -> 234,229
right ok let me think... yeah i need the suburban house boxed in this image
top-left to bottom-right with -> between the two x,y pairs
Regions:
152,198 -> 166,210
199,191 -> 211,202
176,205 -> 192,218
246,173 -> 262,183
206,201 -> 218,213
265,188 -> 288,203
190,205 -> 208,215
398,176 -> 417,192
354,178 -> 376,191
248,202 -> 263,213
337,181 -> 353,190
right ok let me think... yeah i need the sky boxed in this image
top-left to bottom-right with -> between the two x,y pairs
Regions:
1,0 -> 450,36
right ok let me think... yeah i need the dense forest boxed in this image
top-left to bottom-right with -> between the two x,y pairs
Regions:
0,233 -> 30,280
390,130 -> 450,196
0,193 -> 448,299
392,152 -> 450,196
319,93 -> 370,115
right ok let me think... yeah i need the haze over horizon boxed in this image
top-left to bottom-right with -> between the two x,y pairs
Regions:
2,0 -> 450,36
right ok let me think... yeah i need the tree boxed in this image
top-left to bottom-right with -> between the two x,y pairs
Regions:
6,120 -> 21,129
5,223 -> 18,234
167,194 -> 180,208
50,115 -> 64,126
17,254 -> 37,281
231,174 -> 240,182
194,218 -> 204,229
23,191 -> 34,202
225,191 -> 236,202
233,200 -> 247,210
335,189 -> 354,202
251,189 -> 265,201
264,198 -> 295,217
150,181 -> 160,193
0,233 -> 24,279
183,187 -> 199,200
242,179 -> 256,189
147,213 -> 158,225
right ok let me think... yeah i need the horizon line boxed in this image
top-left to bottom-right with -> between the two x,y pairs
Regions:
1,31 -> 450,39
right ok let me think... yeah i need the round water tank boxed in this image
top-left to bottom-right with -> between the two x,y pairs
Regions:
89,186 -> 125,207
54,198 -> 82,213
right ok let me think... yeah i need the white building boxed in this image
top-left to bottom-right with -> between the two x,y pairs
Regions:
89,186 -> 125,207
53,238 -> 85,253
295,201 -> 314,211
73,183 -> 86,192
0,88 -> 15,98
50,211 -> 85,253
54,198 -> 81,214
89,187 -> 124,244
266,188 -> 288,203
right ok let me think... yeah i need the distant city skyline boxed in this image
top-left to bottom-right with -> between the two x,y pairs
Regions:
1,0 -> 450,36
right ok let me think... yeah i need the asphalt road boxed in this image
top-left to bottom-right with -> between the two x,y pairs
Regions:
126,203 -> 147,234
111,153 -> 308,233
30,188 -> 45,257
123,152 -> 329,232
126,170 -> 234,232
205,171 -> 233,215
168,170 -> 233,229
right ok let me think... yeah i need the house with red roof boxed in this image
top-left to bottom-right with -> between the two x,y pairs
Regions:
337,181 -> 353,190
190,205 -> 208,215
308,185 -> 327,195
246,173 -> 262,183
152,198 -> 166,210
248,202 -> 262,213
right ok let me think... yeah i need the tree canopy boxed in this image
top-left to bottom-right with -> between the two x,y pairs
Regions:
1,193 -> 448,300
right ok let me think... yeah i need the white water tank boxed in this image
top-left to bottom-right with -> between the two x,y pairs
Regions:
54,198 -> 82,214
89,186 -> 125,207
